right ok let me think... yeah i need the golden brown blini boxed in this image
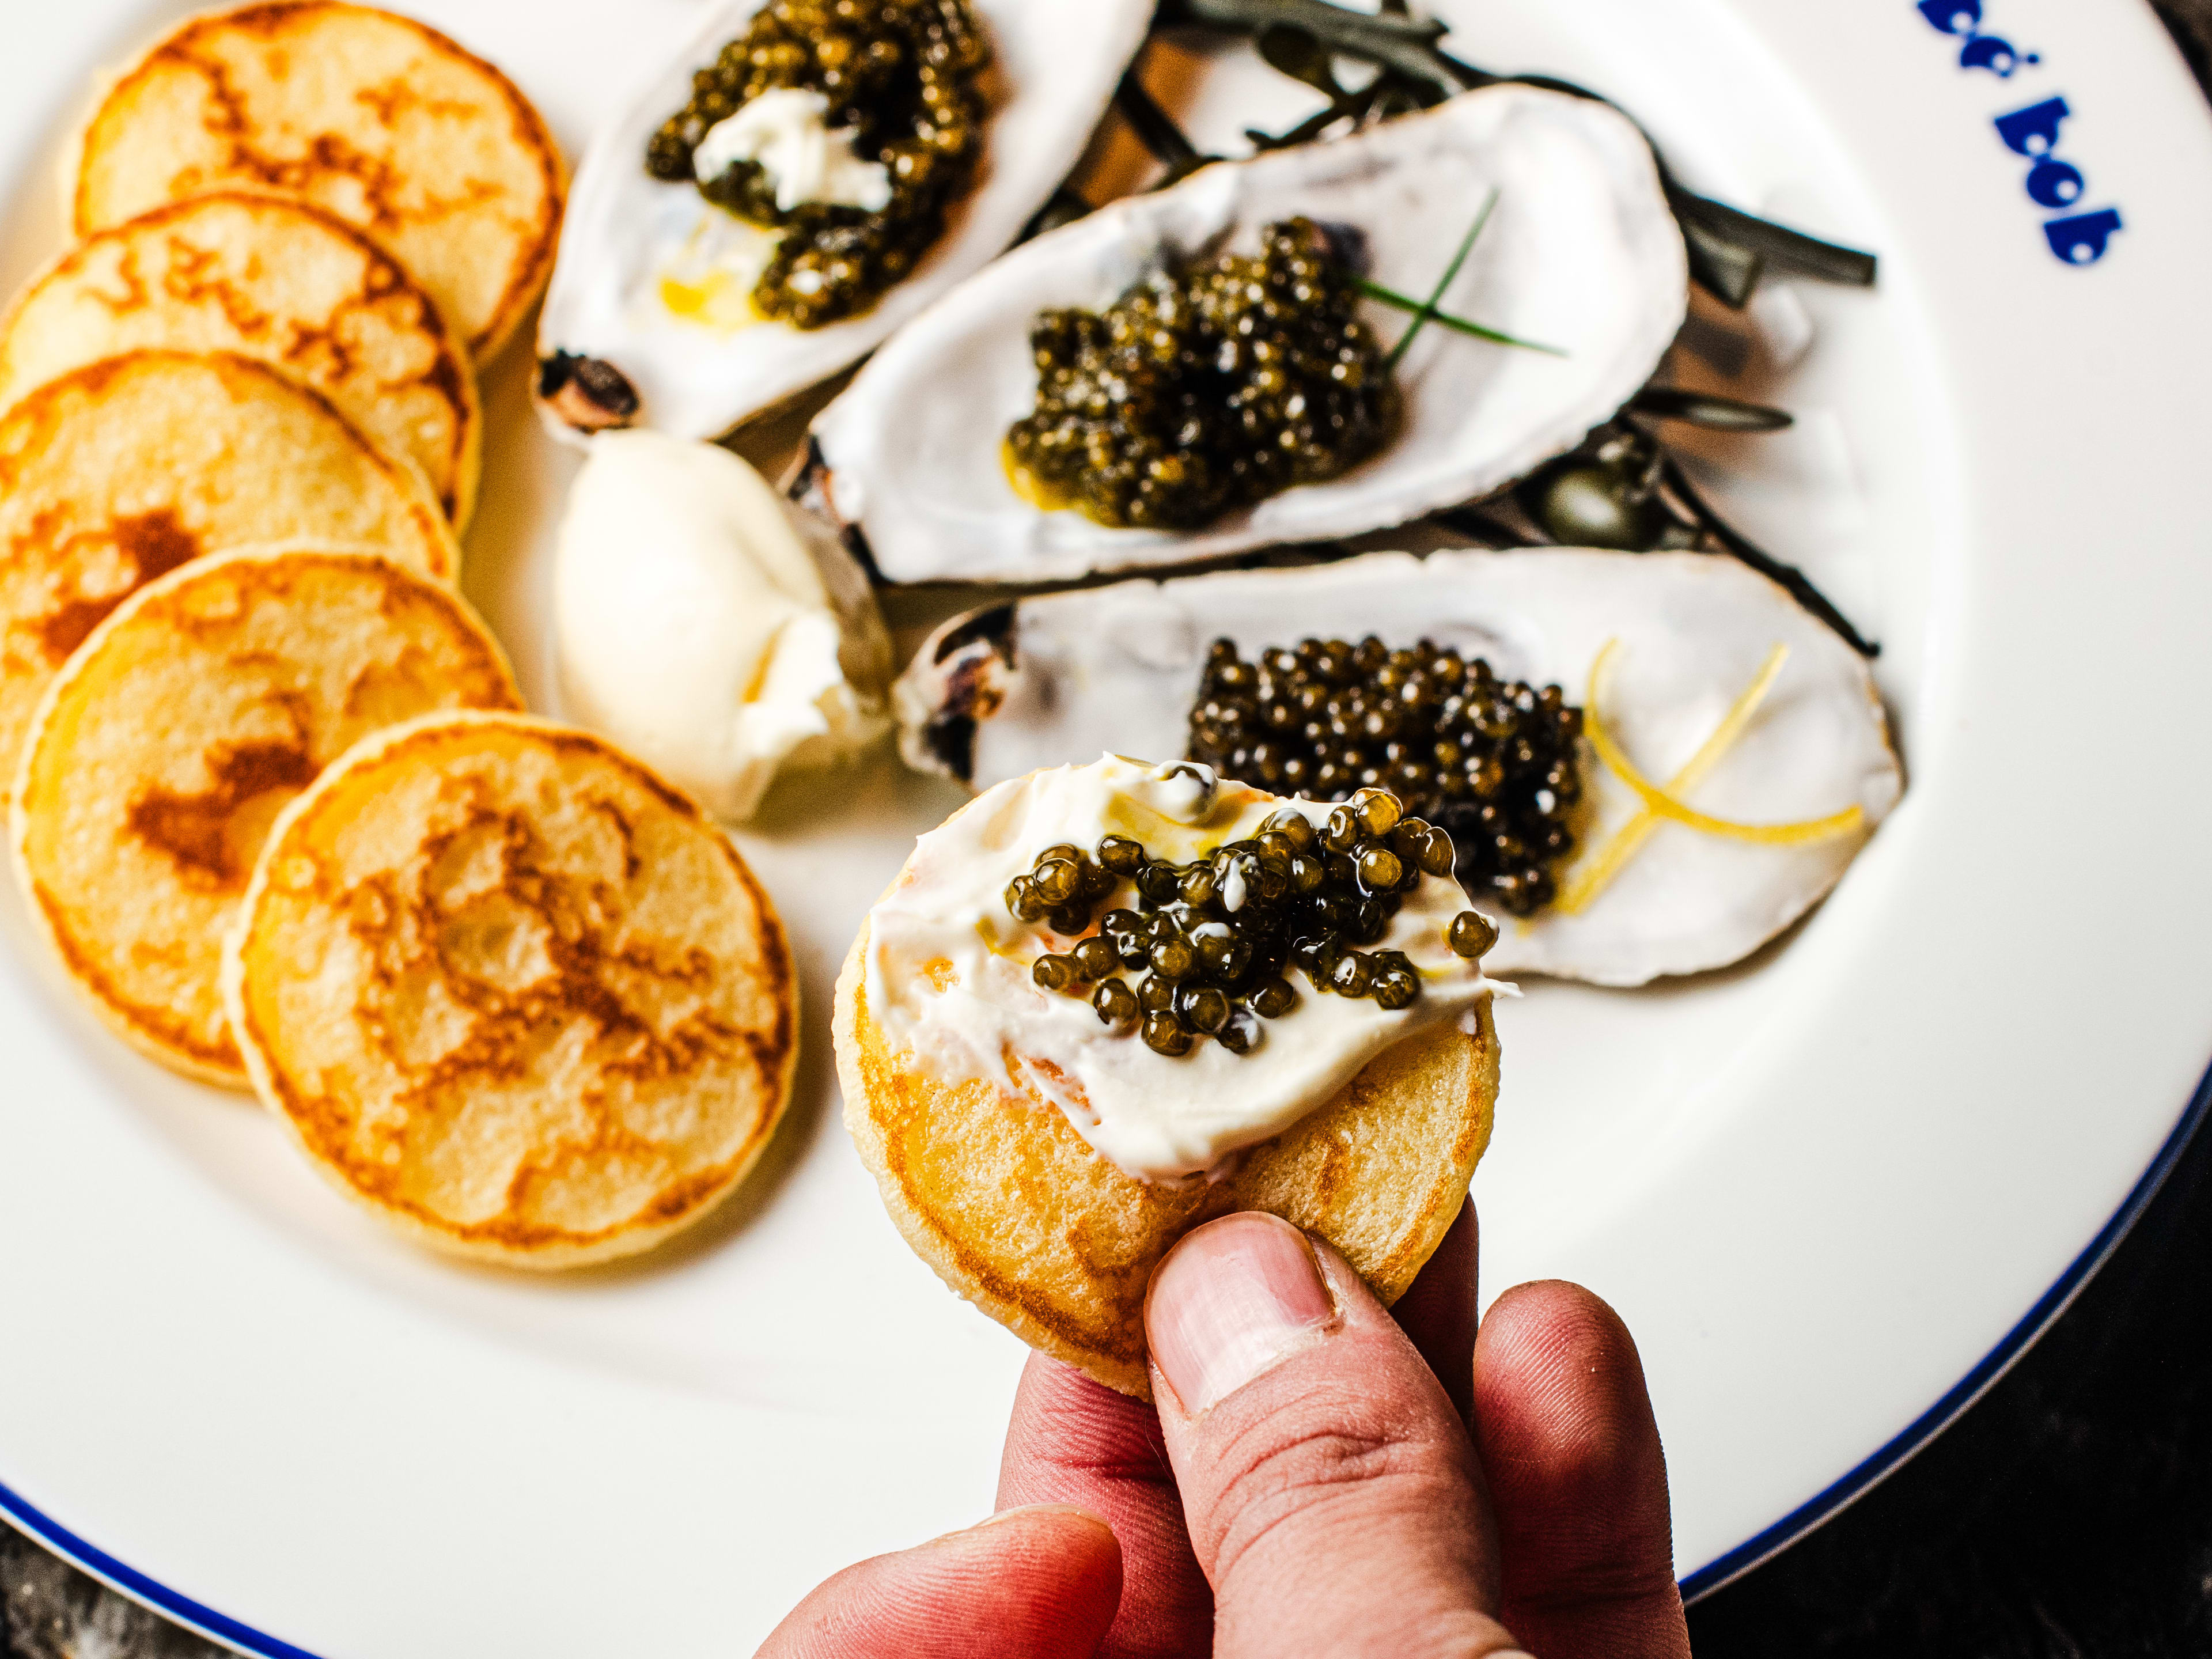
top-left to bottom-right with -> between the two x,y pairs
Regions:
0,194 -> 480,525
0,350 -> 460,801
835,919 -> 1496,1399
73,1 -> 565,362
10,547 -> 520,1085
224,713 -> 798,1268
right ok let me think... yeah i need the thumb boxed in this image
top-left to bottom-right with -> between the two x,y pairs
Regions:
1145,1212 -> 1522,1659
756,1505 -> 1122,1658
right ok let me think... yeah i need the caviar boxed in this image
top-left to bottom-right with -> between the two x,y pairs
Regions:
644,0 -> 989,328
1187,637 -> 1584,916
1012,789 -> 1494,1058
1003,218 -> 1399,531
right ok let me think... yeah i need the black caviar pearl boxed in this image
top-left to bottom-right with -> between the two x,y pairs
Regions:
1180,865 -> 1219,907
1449,910 -> 1500,959
1215,1006 -> 1263,1054
1035,856 -> 1084,905
1047,902 -> 1091,937
1072,936 -> 1120,980
1208,936 -> 1254,987
1251,977 -> 1298,1019
1328,952 -> 1373,998
1323,805 -> 1361,851
1005,876 -> 1047,922
1287,853 -> 1327,895
1096,835 -> 1145,876
1137,973 -> 1177,1014
1192,927 -> 1238,976
1151,936 -> 1196,980
1142,1011 -> 1195,1056
1179,985 -> 1231,1034
1373,967 -> 1419,1010
1033,955 -> 1077,993
1135,862 -> 1181,904
1416,826 -> 1456,877
1078,861 -> 1118,900
1093,978 -> 1138,1026
1351,786 -> 1400,837
1354,844 -> 1403,895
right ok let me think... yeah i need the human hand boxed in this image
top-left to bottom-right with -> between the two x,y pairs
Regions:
757,1201 -> 1691,1658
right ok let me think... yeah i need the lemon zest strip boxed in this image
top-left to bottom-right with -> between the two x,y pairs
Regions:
1556,638 -> 1862,915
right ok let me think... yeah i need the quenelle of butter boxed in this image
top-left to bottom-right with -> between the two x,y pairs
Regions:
865,755 -> 1505,1181
555,429 -> 888,819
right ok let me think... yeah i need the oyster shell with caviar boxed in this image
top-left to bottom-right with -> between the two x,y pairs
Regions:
892,548 -> 1900,986
804,86 -> 1687,585
535,0 -> 1150,441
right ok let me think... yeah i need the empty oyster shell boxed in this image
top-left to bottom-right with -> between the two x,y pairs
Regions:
893,548 -> 1900,986
535,0 -> 1150,442
808,86 -> 1687,585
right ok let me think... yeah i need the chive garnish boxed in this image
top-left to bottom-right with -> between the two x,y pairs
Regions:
1358,278 -> 1565,357
1385,187 -> 1498,369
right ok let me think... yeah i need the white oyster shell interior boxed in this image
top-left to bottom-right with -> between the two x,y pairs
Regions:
536,0 -> 1150,442
897,549 -> 1900,986
815,86 -> 1688,584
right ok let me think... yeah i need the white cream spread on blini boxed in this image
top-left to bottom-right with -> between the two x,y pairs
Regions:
555,429 -> 887,819
863,755 -> 1502,1181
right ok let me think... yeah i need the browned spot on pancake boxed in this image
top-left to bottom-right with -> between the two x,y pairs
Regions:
281,317 -> 355,382
421,344 -> 467,435
354,77 -> 478,128
127,737 -> 317,887
83,243 -> 152,315
36,510 -> 202,662
586,796 -> 643,881
160,235 -> 274,338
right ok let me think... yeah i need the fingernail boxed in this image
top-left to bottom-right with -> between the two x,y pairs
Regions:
1146,1212 -> 1336,1412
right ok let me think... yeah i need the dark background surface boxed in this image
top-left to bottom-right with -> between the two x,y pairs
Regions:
7,3 -> 2212,1654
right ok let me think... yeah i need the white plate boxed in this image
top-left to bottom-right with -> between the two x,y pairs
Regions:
3,1 -> 2211,1653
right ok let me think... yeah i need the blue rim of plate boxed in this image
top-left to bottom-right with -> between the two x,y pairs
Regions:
3,1054 -> 2210,1649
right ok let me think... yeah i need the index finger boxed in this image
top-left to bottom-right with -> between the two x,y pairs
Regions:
997,1355 -> 1214,1659
1390,1196 -> 1480,1423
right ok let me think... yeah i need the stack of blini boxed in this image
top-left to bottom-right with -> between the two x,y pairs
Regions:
2,3 -> 797,1269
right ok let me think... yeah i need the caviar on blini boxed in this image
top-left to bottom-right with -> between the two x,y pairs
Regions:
644,0 -> 990,328
1011,789 -> 1494,1059
1003,218 -> 1400,532
1186,636 -> 1584,917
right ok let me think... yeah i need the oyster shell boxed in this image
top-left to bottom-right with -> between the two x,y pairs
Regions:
535,0 -> 1151,442
808,86 -> 1687,585
893,548 -> 1900,986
